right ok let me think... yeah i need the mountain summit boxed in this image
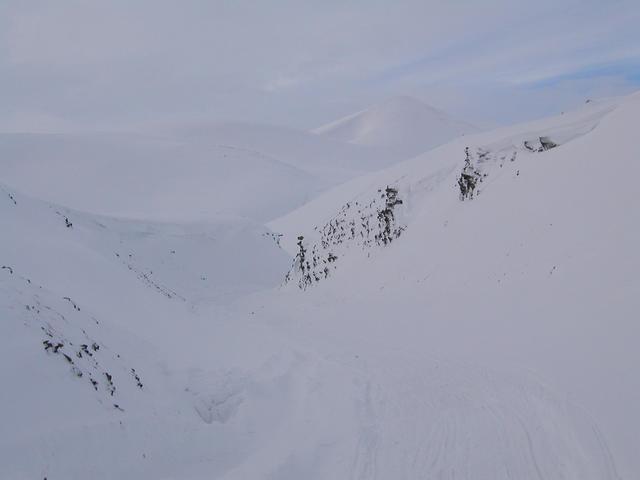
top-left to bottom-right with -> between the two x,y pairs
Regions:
313,95 -> 477,157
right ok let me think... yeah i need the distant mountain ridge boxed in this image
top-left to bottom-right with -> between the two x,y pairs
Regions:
0,120 -> 420,224
313,95 -> 477,157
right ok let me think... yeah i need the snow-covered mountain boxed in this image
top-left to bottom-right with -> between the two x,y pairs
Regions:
313,95 -> 477,158
0,132 -> 327,223
270,93 -> 639,478
0,124 -> 413,223
0,107 -> 468,224
157,121 -> 403,179
1,93 -> 639,479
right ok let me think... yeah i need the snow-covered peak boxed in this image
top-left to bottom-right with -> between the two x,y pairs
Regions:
313,95 -> 477,157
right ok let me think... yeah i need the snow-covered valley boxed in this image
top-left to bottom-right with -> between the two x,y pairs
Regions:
1,92 -> 639,479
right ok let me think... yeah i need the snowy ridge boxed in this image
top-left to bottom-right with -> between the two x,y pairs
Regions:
268,92 -> 639,478
313,95 -> 477,157
279,100 -> 598,289
272,95 -> 622,258
158,121 -> 406,179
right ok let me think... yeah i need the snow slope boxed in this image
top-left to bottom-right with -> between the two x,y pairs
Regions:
313,95 -> 477,158
1,93 -> 638,479
274,96 -> 622,254
0,184 -> 305,479
1,185 -> 621,479
270,93 -> 639,477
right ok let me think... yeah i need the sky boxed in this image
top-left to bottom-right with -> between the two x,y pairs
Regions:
1,0 -> 639,132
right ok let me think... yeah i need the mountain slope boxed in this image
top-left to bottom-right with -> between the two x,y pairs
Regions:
313,95 -> 477,158
0,184 -> 305,479
1,93 -> 638,479
269,93 -> 638,478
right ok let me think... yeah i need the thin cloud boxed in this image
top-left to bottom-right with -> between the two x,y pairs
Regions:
0,0 -> 638,130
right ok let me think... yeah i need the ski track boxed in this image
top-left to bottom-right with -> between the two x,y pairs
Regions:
303,349 -> 623,480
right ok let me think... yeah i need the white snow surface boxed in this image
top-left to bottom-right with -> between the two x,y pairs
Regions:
1,93 -> 639,479
313,95 -> 478,158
